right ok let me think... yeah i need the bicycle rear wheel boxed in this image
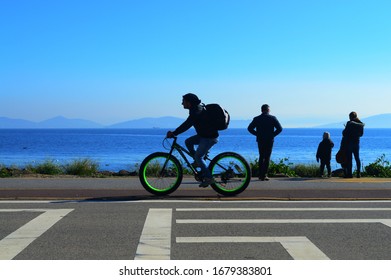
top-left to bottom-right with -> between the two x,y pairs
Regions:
139,152 -> 183,196
209,152 -> 251,196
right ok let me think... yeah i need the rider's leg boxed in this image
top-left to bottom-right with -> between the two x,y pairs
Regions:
195,137 -> 218,181
185,135 -> 200,158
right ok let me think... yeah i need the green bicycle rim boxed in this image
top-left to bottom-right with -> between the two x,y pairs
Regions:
142,156 -> 181,193
212,156 -> 249,193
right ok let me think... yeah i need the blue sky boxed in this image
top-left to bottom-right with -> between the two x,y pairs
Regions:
1,0 -> 391,127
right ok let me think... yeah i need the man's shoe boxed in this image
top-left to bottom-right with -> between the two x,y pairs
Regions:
199,177 -> 214,188
259,176 -> 270,181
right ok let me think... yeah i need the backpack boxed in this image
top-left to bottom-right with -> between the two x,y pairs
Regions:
336,137 -> 347,165
336,148 -> 347,165
205,104 -> 230,130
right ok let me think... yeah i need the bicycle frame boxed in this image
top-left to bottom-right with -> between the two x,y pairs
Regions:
164,137 -> 228,179
164,137 -> 205,176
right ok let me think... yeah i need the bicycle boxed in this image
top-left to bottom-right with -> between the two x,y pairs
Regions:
138,136 -> 251,196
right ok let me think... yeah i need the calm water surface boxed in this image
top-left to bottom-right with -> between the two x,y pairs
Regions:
0,128 -> 390,171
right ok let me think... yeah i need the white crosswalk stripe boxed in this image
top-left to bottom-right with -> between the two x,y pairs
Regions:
135,207 -> 391,260
0,209 -> 74,260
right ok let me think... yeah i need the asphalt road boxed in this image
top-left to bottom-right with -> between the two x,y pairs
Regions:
2,176 -> 391,261
2,200 -> 391,260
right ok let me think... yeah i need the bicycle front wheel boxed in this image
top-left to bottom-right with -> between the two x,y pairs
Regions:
209,152 -> 251,196
139,152 -> 183,196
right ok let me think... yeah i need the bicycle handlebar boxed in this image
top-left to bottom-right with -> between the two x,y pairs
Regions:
163,135 -> 177,150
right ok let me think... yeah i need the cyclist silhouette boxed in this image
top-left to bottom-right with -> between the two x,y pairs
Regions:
167,93 -> 218,187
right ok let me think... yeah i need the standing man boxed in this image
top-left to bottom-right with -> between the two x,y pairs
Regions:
167,93 -> 219,187
342,111 -> 364,178
248,104 -> 283,181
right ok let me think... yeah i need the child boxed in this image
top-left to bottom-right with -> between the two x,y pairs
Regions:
316,132 -> 335,177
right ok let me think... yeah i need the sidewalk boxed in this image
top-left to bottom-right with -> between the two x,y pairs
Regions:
1,177 -> 391,201
245,177 -> 391,201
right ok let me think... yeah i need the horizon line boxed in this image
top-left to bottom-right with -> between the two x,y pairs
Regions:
1,113 -> 391,129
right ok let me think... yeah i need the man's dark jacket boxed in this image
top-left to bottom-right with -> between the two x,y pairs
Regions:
247,113 -> 283,142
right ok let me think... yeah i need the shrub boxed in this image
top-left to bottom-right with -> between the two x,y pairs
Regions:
269,158 -> 296,177
250,158 -> 296,177
292,164 -> 320,177
27,160 -> 63,175
0,165 -> 12,178
363,154 -> 391,178
64,159 -> 99,176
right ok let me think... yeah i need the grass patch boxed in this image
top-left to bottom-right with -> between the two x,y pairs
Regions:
0,159 -> 100,177
248,156 -> 391,178
291,163 -> 320,177
250,158 -> 296,177
2,154 -> 391,178
0,165 -> 12,178
26,160 -> 63,175
64,159 -> 99,176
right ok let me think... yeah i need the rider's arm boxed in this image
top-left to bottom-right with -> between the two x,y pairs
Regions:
172,116 -> 193,136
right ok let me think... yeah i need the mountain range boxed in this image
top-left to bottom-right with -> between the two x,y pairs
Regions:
0,116 -> 103,129
315,114 -> 391,128
0,114 -> 390,129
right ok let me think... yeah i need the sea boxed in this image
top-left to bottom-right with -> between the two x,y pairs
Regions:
1,128 -> 391,172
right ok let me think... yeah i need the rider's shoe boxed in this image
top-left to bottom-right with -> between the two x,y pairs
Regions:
199,177 -> 214,188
